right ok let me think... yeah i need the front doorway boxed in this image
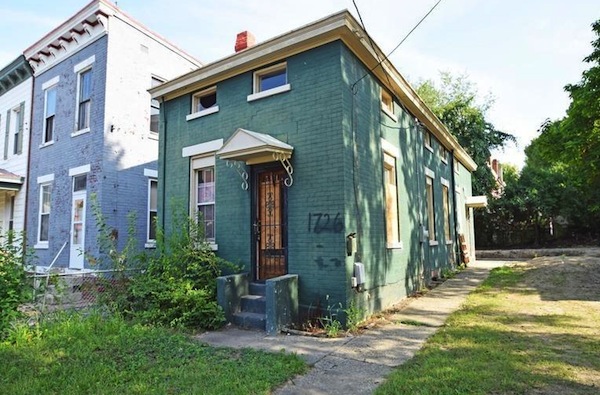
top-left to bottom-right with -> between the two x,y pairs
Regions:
69,175 -> 87,269
253,167 -> 287,280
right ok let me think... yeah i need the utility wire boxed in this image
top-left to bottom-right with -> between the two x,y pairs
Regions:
351,0 -> 442,90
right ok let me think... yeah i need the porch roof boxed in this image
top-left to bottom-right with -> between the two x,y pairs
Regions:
0,168 -> 24,191
217,128 -> 293,165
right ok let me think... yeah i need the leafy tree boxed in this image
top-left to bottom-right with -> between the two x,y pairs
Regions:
416,72 -> 515,195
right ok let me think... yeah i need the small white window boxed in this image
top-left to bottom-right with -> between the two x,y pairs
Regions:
424,130 -> 433,152
381,90 -> 396,120
248,62 -> 290,101
187,87 -> 219,121
440,146 -> 448,164
75,68 -> 92,132
193,87 -> 217,113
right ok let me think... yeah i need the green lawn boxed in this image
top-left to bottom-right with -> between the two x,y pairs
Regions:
377,259 -> 600,394
0,312 -> 306,394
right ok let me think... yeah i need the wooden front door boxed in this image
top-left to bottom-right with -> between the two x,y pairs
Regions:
254,168 -> 287,280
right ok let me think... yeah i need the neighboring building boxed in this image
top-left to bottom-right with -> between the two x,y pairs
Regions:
0,56 -> 33,237
24,0 -> 201,269
151,11 -> 481,331
489,157 -> 505,198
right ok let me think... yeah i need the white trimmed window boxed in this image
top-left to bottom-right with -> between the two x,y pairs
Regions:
150,76 -> 164,134
382,139 -> 401,248
76,68 -> 92,132
442,179 -> 451,242
12,103 -> 24,155
193,161 -> 215,241
424,130 -> 433,152
248,62 -> 290,101
440,146 -> 448,164
148,179 -> 158,243
43,86 -> 56,144
187,87 -> 219,121
38,183 -> 52,244
426,173 -> 437,245
381,90 -> 396,120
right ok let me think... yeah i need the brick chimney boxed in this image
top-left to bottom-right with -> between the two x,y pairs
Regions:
235,31 -> 255,52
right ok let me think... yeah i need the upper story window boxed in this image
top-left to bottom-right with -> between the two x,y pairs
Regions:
194,87 -> 217,112
424,130 -> 433,152
381,90 -> 396,120
248,62 -> 290,102
150,76 -> 164,134
76,69 -> 92,131
187,87 -> 219,121
44,87 -> 56,144
12,104 -> 24,156
440,146 -> 449,164
425,168 -> 437,246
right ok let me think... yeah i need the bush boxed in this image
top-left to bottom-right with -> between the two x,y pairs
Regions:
0,231 -> 28,339
92,202 -> 236,330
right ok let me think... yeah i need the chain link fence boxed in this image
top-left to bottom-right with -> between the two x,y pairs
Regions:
23,268 -> 135,317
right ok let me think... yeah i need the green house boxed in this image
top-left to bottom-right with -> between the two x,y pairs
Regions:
151,11 -> 481,334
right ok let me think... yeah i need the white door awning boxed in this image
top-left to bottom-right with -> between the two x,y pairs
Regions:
217,128 -> 293,165
466,195 -> 488,208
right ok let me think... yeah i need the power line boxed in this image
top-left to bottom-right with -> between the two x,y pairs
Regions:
351,0 -> 443,90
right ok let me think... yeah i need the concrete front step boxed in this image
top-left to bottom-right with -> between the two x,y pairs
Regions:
249,282 -> 266,296
232,311 -> 266,330
241,295 -> 266,314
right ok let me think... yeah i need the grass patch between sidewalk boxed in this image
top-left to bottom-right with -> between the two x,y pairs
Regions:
377,260 -> 600,394
0,312 -> 306,394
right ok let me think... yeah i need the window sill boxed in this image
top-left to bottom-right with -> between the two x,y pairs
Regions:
429,240 -> 439,246
425,144 -> 434,153
34,243 -> 49,249
71,128 -> 90,137
381,106 -> 398,122
386,241 -> 403,250
186,106 -> 219,121
39,141 -> 54,149
247,84 -> 291,102
148,132 -> 159,141
145,242 -> 156,249
441,158 -> 448,165
209,243 -> 218,251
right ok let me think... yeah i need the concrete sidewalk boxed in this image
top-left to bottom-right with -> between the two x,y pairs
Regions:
196,260 -> 506,394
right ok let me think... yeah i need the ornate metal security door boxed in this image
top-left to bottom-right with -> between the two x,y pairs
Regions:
254,168 -> 287,280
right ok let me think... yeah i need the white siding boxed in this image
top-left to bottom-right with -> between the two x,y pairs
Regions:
0,76 -> 32,233
103,15 -> 200,170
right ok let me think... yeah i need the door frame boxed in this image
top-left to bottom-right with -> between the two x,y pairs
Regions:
251,163 -> 288,282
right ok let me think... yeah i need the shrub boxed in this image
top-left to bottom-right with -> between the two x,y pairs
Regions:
0,231 -> 28,339
92,201 -> 236,330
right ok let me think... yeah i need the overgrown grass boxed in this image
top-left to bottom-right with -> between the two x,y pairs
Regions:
0,312 -> 306,394
377,262 -> 600,394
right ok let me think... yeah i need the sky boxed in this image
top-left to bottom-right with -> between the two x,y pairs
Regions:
1,0 -> 598,168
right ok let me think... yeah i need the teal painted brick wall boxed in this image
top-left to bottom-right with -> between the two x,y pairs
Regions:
339,45 -> 468,317
159,39 -> 474,322
160,42 -> 349,315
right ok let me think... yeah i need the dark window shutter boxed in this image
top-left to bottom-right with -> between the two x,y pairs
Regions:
4,110 -> 10,160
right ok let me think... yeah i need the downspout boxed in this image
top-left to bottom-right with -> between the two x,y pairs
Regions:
415,118 -> 425,287
450,150 -> 460,266
159,96 -> 167,234
22,76 -> 35,264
